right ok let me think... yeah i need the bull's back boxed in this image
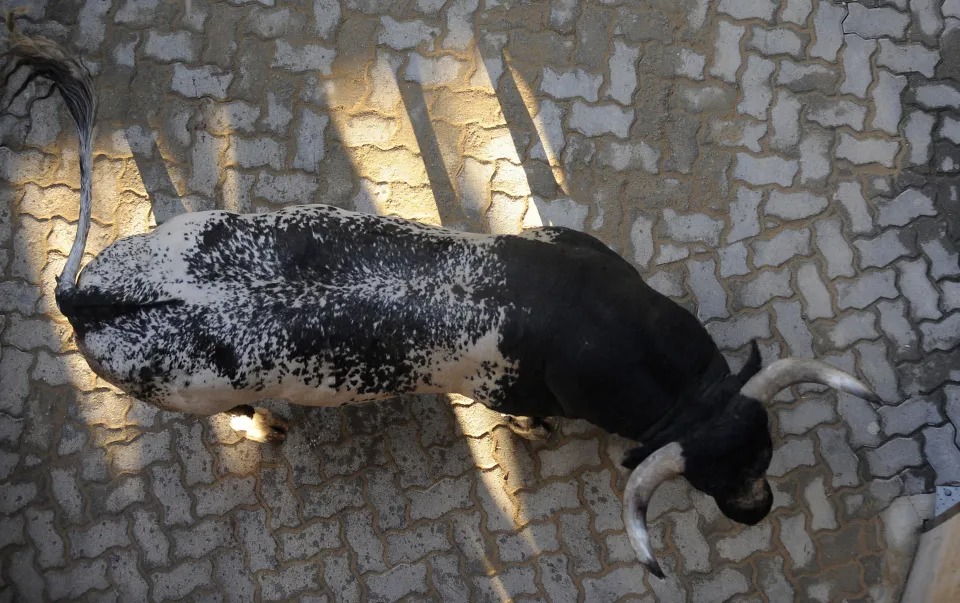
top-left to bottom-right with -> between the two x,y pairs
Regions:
71,206 -> 521,412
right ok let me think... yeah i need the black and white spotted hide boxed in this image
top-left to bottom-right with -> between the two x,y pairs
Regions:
68,207 -> 547,417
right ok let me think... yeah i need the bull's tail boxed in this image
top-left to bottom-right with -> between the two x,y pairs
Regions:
2,15 -> 97,300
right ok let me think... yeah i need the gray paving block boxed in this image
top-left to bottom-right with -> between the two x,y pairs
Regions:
923,424 -> 960,485
670,508 -> 710,572
716,523 -> 772,562
732,268 -> 792,309
878,39 -> 940,80
898,257 -> 942,321
843,4 -> 910,38
866,437 -> 923,478
816,425 -> 861,488
879,396 -> 944,437
688,258 -> 730,321
691,567 -> 750,603
753,228 -> 811,268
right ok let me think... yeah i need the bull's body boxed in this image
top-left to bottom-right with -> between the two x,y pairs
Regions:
6,29 -> 883,577
67,204 -> 723,441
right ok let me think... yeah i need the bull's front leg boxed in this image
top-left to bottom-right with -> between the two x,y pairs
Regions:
225,405 -> 289,443
503,415 -> 558,440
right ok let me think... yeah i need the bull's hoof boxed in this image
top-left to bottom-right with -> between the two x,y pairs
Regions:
506,416 -> 557,441
230,407 -> 289,444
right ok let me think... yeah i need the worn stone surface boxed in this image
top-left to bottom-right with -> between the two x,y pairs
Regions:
1,1 -> 955,601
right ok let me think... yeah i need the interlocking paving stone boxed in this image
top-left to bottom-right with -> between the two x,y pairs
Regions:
717,523 -> 772,562
474,566 -> 538,599
919,313 -> 960,352
748,26 -> 805,58
816,425 -> 861,488
49,467 -> 83,524
879,396 -> 943,437
840,35 -> 876,98
671,508 -> 711,572
768,437 -> 817,477
688,258 -> 730,321
407,473 -> 473,520
737,55 -> 776,118
779,513 -> 815,569
22,508 -> 61,570
559,510 -> 603,573
807,98 -> 867,131
781,0 -> 813,25
540,66 -> 602,102
765,190 -> 828,221
733,268 -> 792,309
898,257 -> 942,321
754,228 -> 811,268
877,39 -> 941,78
236,508 -> 280,572
706,311 -> 772,350
366,563 -> 429,602
918,234 -> 960,280
495,522 -> 559,562
810,0 -> 847,60
70,516 -> 131,559
131,509 -> 170,568
711,20 -> 745,83
111,430 -> 172,473
775,300 -> 815,356
4,2 -> 959,601
877,189 -> 937,228
171,518 -> 234,559
804,476 -> 839,531
45,557 -> 110,601
279,520 -> 340,561
581,470 -> 623,533
691,566 -> 750,603
344,509 -> 387,573
905,110 -> 936,165
843,3 -> 910,38
386,523 -> 450,564
430,554 -> 471,600
719,242 -> 750,277
836,133 -> 899,168
815,312 -> 880,350
259,563 -> 323,601
582,565 -> 650,600
854,229 -> 911,270
835,269 -> 898,310
777,61 -> 837,94
922,424 -> 960,484
111,549 -> 150,602
323,552 -> 361,602
779,397 -> 837,436
866,437 -> 924,478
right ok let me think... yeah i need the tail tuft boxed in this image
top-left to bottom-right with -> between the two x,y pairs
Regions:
2,12 -> 98,298
2,14 -> 97,128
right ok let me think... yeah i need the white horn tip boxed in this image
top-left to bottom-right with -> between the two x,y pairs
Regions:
642,555 -> 665,579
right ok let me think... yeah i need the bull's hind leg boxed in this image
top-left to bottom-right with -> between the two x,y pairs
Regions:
225,405 -> 289,443
504,415 -> 558,441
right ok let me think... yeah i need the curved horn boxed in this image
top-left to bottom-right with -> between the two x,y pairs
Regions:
740,358 -> 882,404
622,441 -> 685,578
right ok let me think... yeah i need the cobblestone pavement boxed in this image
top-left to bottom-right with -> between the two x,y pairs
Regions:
1,0 -> 959,601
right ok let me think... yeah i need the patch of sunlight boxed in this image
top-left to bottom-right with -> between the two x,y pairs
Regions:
466,52 -> 534,234
320,49 -> 442,225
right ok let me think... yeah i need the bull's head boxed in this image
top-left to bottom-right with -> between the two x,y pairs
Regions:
621,342 -> 880,578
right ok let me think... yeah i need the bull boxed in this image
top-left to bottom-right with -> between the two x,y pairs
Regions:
3,30 -> 881,577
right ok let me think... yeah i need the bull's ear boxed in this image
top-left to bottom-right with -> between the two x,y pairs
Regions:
737,340 -> 763,384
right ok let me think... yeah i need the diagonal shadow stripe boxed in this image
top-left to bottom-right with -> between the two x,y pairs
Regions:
396,76 -> 470,231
